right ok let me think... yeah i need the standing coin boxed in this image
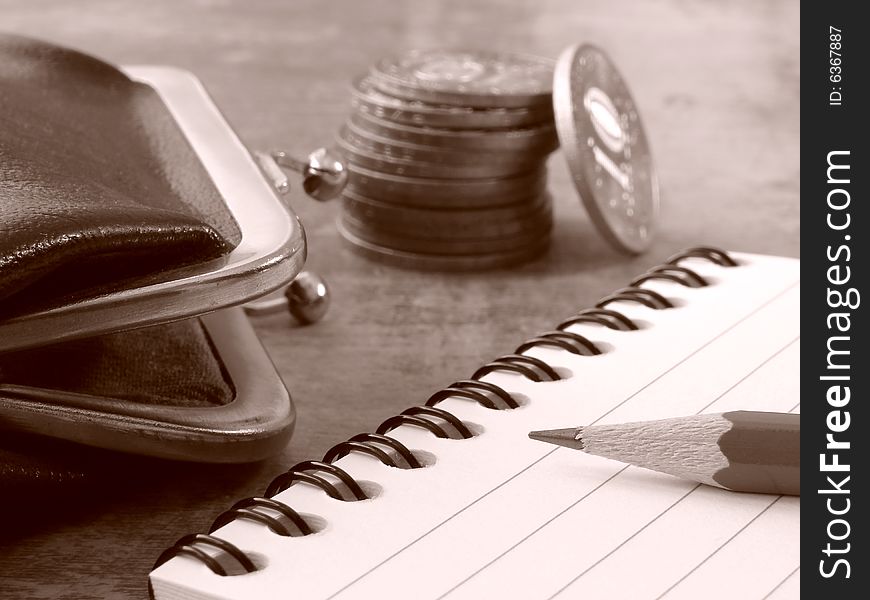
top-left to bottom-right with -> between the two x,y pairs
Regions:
371,49 -> 555,109
351,75 -> 553,130
553,44 -> 658,254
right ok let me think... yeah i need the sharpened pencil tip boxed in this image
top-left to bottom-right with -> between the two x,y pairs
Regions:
528,427 -> 585,450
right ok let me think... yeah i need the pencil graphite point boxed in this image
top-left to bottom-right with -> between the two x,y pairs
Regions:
528,427 -> 585,450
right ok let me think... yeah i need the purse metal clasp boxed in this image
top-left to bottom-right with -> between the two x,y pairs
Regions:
246,148 -> 347,324
254,147 -> 347,201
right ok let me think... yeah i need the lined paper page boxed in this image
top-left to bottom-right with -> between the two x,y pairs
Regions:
151,252 -> 800,600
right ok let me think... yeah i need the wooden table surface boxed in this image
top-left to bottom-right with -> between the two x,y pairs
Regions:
1,1 -> 798,598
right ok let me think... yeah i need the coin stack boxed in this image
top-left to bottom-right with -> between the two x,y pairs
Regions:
335,49 -> 560,270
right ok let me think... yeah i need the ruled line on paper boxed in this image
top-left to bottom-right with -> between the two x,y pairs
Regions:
325,449 -> 558,600
761,566 -> 800,600
329,281 -> 800,599
438,333 -> 799,598
548,485 -> 703,599
434,467 -> 630,600
693,336 -> 799,415
334,282 -> 800,598
581,282 -> 798,427
655,497 -> 783,599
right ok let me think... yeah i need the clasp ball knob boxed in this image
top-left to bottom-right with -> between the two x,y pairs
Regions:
301,147 -> 348,201
284,270 -> 330,325
243,271 -> 330,325
271,147 -> 347,202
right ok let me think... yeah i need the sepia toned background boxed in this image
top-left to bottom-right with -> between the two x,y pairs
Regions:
1,1 -> 798,597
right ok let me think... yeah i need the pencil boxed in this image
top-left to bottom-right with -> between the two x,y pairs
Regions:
528,411 -> 799,495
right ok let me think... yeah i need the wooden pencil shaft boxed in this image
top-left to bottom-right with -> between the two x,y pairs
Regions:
544,411 -> 800,496
714,411 -> 799,495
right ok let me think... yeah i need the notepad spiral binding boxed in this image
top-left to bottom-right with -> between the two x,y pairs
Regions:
150,246 -> 738,584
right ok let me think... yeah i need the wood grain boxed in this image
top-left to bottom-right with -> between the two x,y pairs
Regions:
0,1 -> 798,597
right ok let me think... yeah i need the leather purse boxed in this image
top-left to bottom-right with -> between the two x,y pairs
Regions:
1,33 -> 241,318
0,34 -> 309,491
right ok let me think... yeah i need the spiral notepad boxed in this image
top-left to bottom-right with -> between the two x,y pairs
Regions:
149,247 -> 800,600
